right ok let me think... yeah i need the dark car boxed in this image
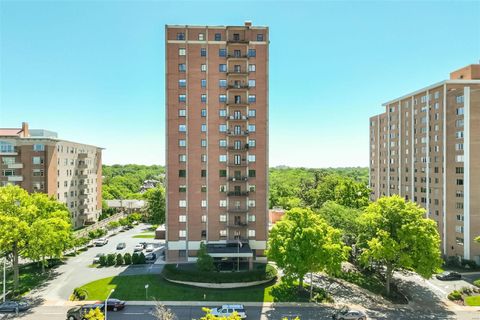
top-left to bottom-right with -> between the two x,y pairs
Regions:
102,299 -> 125,311
145,252 -> 157,262
116,242 -> 126,250
0,300 -> 29,313
66,303 -> 104,320
139,242 -> 148,249
436,271 -> 462,281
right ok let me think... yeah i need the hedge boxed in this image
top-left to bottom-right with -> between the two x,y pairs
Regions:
162,263 -> 277,283
474,279 -> 480,288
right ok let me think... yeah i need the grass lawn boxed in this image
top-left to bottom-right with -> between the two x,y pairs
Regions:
132,234 -> 155,239
464,295 -> 480,306
76,275 -> 326,303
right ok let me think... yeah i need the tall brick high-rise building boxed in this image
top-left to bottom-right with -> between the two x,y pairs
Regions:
0,122 -> 103,228
165,22 -> 269,266
369,64 -> 480,262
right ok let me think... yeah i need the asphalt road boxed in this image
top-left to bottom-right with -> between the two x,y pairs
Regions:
4,304 -> 480,320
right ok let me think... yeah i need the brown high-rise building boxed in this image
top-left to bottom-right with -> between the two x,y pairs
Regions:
165,22 -> 269,266
369,64 -> 480,263
0,122 -> 103,228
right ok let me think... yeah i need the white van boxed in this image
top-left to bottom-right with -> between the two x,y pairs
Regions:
210,304 -> 247,319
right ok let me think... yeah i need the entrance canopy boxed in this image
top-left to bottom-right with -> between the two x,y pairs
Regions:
207,243 -> 253,258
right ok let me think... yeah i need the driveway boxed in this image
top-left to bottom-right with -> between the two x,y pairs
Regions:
27,224 -> 165,305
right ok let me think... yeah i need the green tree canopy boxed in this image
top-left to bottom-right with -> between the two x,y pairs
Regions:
317,201 -> 362,245
357,195 -> 442,295
267,207 -> 350,289
143,187 -> 166,224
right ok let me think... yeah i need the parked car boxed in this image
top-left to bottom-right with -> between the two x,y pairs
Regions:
0,300 -> 29,313
116,242 -> 126,250
436,271 -> 462,281
332,306 -> 367,320
66,303 -> 104,320
145,252 -> 157,262
101,299 -> 125,311
139,242 -> 148,249
145,244 -> 154,252
134,244 -> 144,252
210,304 -> 247,319
93,238 -> 108,246
93,253 -> 105,264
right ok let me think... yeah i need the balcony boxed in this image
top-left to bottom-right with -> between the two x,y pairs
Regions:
227,191 -> 249,197
227,54 -> 248,59
7,175 -> 23,182
227,237 -> 248,243
227,130 -> 249,136
78,163 -> 88,169
78,204 -> 88,210
228,145 -> 249,151
227,222 -> 248,228
78,152 -> 88,159
79,174 -> 88,179
227,85 -> 249,91
227,71 -> 248,76
226,115 -> 248,121
228,176 -> 248,182
78,184 -> 88,189
79,194 -> 89,200
227,207 -> 249,213
0,148 -> 18,156
228,161 -> 249,167
7,163 -> 23,169
227,39 -> 249,44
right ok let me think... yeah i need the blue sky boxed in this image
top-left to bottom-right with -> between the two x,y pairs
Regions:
1,0 -> 479,167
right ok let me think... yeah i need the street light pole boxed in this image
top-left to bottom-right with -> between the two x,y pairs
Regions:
145,284 -> 149,300
105,289 -> 115,320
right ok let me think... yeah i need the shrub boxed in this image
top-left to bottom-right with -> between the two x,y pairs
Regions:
460,286 -> 473,295
474,279 -> 480,288
116,253 -> 124,266
73,287 -> 88,300
197,242 -> 214,272
124,253 -> 132,265
448,290 -> 462,301
461,259 -> 477,269
138,252 -> 146,264
107,254 -> 116,266
445,256 -> 461,267
132,253 -> 139,264
162,263 -> 278,283
99,255 -> 107,267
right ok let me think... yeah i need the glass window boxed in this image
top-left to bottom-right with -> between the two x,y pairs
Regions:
0,142 -> 14,153
176,33 -> 185,40
248,169 -> 256,177
219,64 -> 227,72
248,124 -> 256,132
179,125 -> 186,132
219,109 -> 227,117
219,170 -> 227,177
248,139 -> 256,148
1,157 -> 15,165
179,154 -> 186,162
198,33 -> 205,41
248,109 -> 256,118
201,94 -> 207,102
248,229 -> 256,237
248,95 -> 256,103
248,49 -> 256,57
201,109 -> 207,117
248,79 -> 256,87
219,139 -> 227,147
219,79 -> 227,88
201,64 -> 207,72
32,157 -> 43,164
214,33 -> 221,41
179,139 -> 186,147
179,230 -> 186,238
201,79 -> 207,88
178,109 -> 186,117
219,48 -> 227,57
200,48 -> 207,57
201,170 -> 207,177
201,154 -> 207,162
201,200 -> 207,207
220,215 -> 227,222
201,124 -> 207,132
257,34 -> 264,41
179,200 -> 187,207
178,64 -> 186,72
248,64 -> 256,72
219,124 -> 227,132
201,139 -> 207,147
220,230 -> 227,236
178,79 -> 186,87
219,155 -> 227,162
248,199 -> 256,207
33,144 -> 45,151
248,155 -> 256,162
219,94 -> 227,102
179,215 -> 186,222
178,48 -> 186,56
219,200 -> 227,207
178,94 -> 186,102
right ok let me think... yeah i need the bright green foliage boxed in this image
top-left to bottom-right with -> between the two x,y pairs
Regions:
196,242 -> 214,272
317,201 -> 362,244
107,221 -> 120,230
357,195 -> 442,295
476,236 -> 480,243
83,307 -> 105,320
200,308 -> 241,320
128,213 -> 143,223
143,187 -> 166,224
267,208 -> 350,288
0,185 -> 72,290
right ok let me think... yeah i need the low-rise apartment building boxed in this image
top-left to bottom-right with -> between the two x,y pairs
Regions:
0,122 -> 103,228
369,64 -> 480,263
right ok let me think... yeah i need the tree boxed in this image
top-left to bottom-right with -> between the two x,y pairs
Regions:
116,253 -> 124,265
317,201 -> 362,245
200,308 -> 241,320
267,208 -> 350,290
124,252 -> 132,265
107,254 -> 116,266
151,301 -> 177,320
357,195 -> 443,295
84,307 -> 104,320
476,236 -> 480,244
196,242 -> 214,271
0,185 -> 72,290
107,221 -> 120,231
143,187 -> 166,224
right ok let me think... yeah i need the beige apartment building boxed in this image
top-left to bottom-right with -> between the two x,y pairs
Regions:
370,64 -> 480,263
0,122 -> 103,228
165,22 -> 269,266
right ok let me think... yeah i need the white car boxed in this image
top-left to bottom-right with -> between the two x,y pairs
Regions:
134,244 -> 144,252
332,306 -> 367,320
145,244 -> 154,252
93,238 -> 108,246
210,305 -> 247,319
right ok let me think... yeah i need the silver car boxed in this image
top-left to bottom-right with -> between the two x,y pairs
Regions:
332,306 -> 367,320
